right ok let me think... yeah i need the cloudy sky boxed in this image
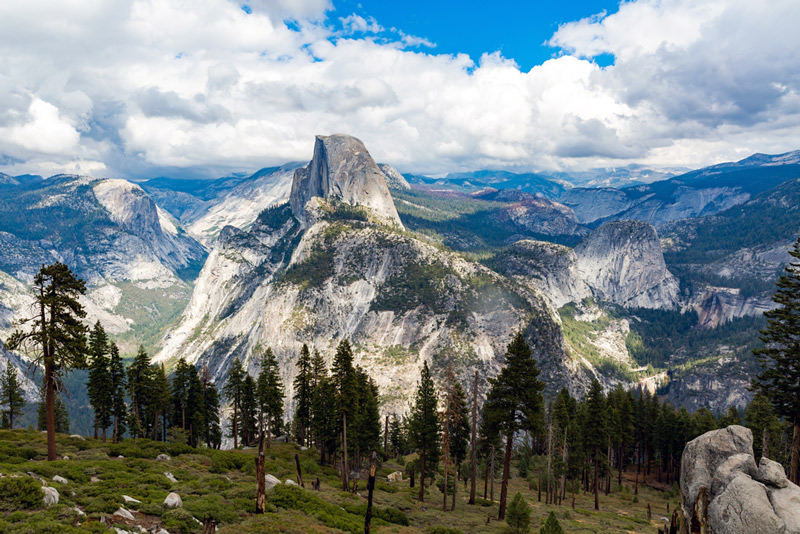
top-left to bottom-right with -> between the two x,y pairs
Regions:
1,0 -> 799,179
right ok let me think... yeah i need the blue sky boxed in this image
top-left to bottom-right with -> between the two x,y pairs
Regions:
328,0 -> 618,70
0,0 -> 799,179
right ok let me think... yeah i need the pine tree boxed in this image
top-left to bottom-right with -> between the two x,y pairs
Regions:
187,366 -> 206,446
0,364 -> 26,430
745,392 -> 782,459
608,384 -> 634,487
752,236 -> 800,483
719,405 -> 741,427
223,358 -> 246,448
389,415 -> 404,457
127,346 -> 153,445
311,376 -> 339,464
171,358 -> 193,433
7,262 -> 88,460
87,321 -> 112,440
540,511 -> 564,534
354,367 -> 381,467
257,347 -> 284,448
483,332 -> 545,520
505,492 -> 531,533
332,339 -> 359,491
240,374 -> 258,446
293,344 -> 313,446
409,360 -> 440,502
311,349 -> 326,388
584,379 -> 608,510
150,364 -> 171,441
199,366 -> 222,449
108,343 -> 127,442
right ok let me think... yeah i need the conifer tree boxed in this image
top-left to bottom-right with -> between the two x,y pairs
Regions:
257,347 -> 284,448
484,332 -> 545,520
7,262 -> 88,460
240,373 -> 258,446
608,384 -> 634,486
540,511 -> 564,534
311,348 -> 326,388
293,344 -> 313,446
388,415 -> 404,457
719,405 -> 741,427
108,342 -> 127,442
87,321 -> 112,440
171,358 -> 193,433
354,367 -> 381,466
505,492 -> 531,533
752,236 -> 800,483
332,339 -> 359,490
223,358 -> 245,448
0,364 -> 26,430
311,376 -> 339,464
127,346 -> 153,444
200,366 -> 222,449
409,360 -> 440,502
187,366 -> 206,446
745,392 -> 782,459
584,379 -> 607,510
150,363 -> 171,441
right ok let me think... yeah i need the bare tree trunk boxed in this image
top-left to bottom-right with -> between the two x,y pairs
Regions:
469,370 -> 478,505
295,453 -> 304,487
546,422 -> 553,505
452,462 -> 457,511
202,518 -> 216,534
763,427 -> 770,459
383,415 -> 389,460
418,445 -> 426,502
594,445 -> 600,511
635,443 -> 640,495
490,445 -> 495,503
498,433 -> 512,520
342,413 -> 350,491
232,401 -> 238,449
791,422 -> 800,485
442,460 -> 448,512
45,359 -> 57,461
560,426 -> 568,506
255,432 -> 266,513
364,452 -> 377,534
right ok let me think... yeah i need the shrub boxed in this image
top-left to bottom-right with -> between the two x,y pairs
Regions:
540,511 -> 564,534
426,528 -> 464,534
183,494 -> 238,524
0,476 -> 42,510
506,492 -> 531,533
162,508 -> 199,534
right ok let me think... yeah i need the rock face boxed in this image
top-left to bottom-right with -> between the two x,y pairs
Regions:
680,425 -> 800,534
575,221 -> 679,309
290,134 -> 402,227
378,163 -> 411,190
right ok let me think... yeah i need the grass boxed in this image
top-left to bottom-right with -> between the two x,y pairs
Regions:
0,429 -> 678,534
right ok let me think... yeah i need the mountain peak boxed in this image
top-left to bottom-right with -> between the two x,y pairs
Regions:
289,134 -> 402,227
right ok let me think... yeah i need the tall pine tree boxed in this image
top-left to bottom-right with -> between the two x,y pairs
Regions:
332,339 -> 359,490
409,360 -> 440,502
293,344 -> 313,446
223,358 -> 246,448
87,321 -> 112,440
257,347 -> 284,448
0,364 -> 26,430
108,343 -> 127,443
483,332 -> 544,520
752,236 -> 800,484
584,379 -> 608,510
127,346 -> 153,445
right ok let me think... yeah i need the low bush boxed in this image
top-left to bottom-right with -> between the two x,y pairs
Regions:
0,477 -> 42,510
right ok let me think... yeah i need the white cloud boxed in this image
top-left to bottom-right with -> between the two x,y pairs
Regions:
0,0 -> 799,179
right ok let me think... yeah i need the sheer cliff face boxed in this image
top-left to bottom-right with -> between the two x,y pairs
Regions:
575,221 -> 679,309
290,135 -> 403,227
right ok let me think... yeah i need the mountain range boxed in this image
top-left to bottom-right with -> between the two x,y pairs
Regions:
1,136 -> 798,433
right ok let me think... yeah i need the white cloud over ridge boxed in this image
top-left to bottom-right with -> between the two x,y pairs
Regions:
0,0 -> 799,179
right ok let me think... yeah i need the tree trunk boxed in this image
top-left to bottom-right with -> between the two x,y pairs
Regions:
45,359 -> 57,461
295,453 -> 304,487
498,433 -> 513,520
452,463 -> 457,511
364,452 -> 377,534
418,445 -> 426,501
267,416 -> 273,449
791,421 -> 800,485
763,427 -> 770,459
490,445 -> 495,503
232,401 -> 238,449
594,445 -> 600,510
383,415 -> 389,461
255,433 -> 266,513
560,427 -> 568,506
469,370 -> 478,505
102,426 -> 107,443
342,413 -> 350,491
546,422 -> 552,505
483,457 -> 488,500
442,461 -> 448,512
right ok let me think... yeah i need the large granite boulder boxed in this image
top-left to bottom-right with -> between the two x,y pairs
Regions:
680,425 -> 800,534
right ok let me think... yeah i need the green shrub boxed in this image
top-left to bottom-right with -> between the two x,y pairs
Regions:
540,511 -> 564,534
426,528 -> 464,534
83,494 -> 120,514
162,508 -> 199,534
0,477 -> 42,510
506,492 -> 530,533
183,494 -> 238,524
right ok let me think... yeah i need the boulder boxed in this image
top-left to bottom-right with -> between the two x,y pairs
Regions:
164,492 -> 182,508
680,425 -> 800,534
757,457 -> 789,489
41,486 -> 59,506
52,475 -> 69,485
156,454 -> 171,461
114,507 -> 135,521
123,494 -> 142,504
164,471 -> 178,483
387,471 -> 403,482
707,473 -> 784,534
265,474 -> 281,490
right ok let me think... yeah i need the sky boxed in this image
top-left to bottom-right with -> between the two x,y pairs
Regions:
1,0 -> 799,179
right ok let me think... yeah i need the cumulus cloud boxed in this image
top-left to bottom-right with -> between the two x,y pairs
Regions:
0,0 -> 798,179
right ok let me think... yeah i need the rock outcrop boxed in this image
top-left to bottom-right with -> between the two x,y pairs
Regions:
378,163 -> 411,190
290,134 -> 402,227
680,425 -> 800,534
575,220 -> 679,309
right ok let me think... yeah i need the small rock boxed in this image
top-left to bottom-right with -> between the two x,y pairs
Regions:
114,507 -> 135,520
164,492 -> 182,508
123,494 -> 142,504
387,471 -> 403,482
69,434 -> 85,441
90,476 -> 101,483
265,474 -> 281,490
299,446 -> 308,451
62,455 -> 70,460
114,528 -> 128,534
756,457 -> 789,488
118,455 -> 125,459
52,475 -> 69,484
155,529 -> 170,534
286,479 -> 298,486
193,517 -> 202,525
156,454 -> 171,461
41,486 -> 59,506
73,506 -> 85,516
164,471 -> 178,483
